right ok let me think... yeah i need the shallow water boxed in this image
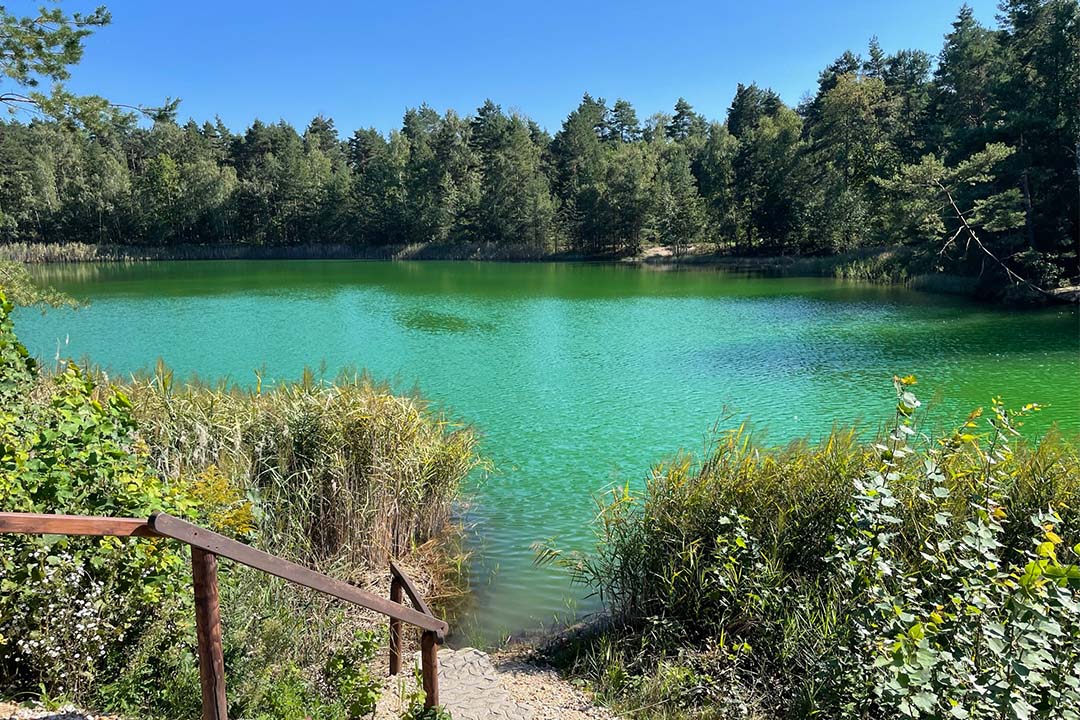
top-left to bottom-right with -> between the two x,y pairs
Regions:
16,260 -> 1080,642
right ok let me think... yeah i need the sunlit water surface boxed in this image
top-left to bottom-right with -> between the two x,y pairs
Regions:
16,261 -> 1080,642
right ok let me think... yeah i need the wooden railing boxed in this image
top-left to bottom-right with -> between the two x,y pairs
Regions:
0,511 -> 447,719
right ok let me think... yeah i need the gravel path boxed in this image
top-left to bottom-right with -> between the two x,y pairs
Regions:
375,646 -> 616,720
492,653 -> 616,720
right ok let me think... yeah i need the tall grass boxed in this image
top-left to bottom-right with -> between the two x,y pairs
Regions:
109,365 -> 482,574
542,384 -> 1080,719
0,241 -> 398,263
90,364 -> 481,718
0,240 -> 572,264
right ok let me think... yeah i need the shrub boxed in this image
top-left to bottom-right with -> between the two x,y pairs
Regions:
544,376 -> 1080,719
827,387 -> 1080,719
0,261 -> 79,309
0,291 -> 198,699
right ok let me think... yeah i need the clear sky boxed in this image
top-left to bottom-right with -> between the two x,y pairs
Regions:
22,0 -> 1001,134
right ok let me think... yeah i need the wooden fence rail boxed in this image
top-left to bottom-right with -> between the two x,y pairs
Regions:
0,511 -> 445,719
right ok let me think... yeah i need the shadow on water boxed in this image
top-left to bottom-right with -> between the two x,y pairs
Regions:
396,308 -> 498,334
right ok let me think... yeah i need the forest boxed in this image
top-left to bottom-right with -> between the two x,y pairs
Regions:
0,2 -> 1076,295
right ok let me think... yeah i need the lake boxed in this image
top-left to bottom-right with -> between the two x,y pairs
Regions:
16,260 -> 1080,642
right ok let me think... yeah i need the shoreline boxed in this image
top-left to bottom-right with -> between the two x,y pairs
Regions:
3,241 -> 1076,305
0,240 -> 594,264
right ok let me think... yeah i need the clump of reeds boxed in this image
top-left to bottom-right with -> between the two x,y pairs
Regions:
0,239 -> 562,264
108,365 -> 482,574
833,250 -> 911,284
0,241 -> 104,263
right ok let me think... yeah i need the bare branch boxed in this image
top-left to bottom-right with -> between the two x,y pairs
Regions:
934,179 -> 1050,297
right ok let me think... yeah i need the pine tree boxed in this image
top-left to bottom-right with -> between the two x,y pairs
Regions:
726,83 -> 783,138
864,37 -> 887,78
610,99 -> 641,143
666,98 -> 698,142
931,4 -> 999,154
883,49 -> 933,161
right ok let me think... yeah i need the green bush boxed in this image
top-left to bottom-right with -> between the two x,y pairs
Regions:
0,291 -> 197,699
545,377 -> 1080,719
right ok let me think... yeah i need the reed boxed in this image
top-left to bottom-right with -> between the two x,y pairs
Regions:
105,365 -> 482,574
0,240 -> 574,264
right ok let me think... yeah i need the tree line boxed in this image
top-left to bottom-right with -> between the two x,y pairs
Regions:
0,1 -> 1076,290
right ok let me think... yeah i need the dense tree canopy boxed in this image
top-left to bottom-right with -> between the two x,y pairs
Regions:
0,1 -> 1076,292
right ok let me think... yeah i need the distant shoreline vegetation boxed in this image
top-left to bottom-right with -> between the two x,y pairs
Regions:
0,3 -> 1076,303
0,242 -> 1027,303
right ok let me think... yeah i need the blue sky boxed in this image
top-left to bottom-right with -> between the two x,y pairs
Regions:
25,0 -> 1000,134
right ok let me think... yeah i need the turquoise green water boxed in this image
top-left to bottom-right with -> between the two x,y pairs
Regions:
16,261 -> 1080,640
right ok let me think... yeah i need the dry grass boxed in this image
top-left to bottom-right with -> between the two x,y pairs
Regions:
105,365 -> 483,573
0,241 -> 569,264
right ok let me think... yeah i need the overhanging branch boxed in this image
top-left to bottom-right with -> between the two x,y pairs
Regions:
934,179 -> 1049,297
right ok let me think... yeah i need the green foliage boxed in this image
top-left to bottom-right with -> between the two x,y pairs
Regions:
96,575 -> 390,720
0,2 -> 111,124
876,143 -> 1020,244
543,376 -> 1080,719
0,3 -> 174,129
0,261 -> 78,309
0,293 -> 35,401
323,630 -> 381,719
0,289 -> 196,698
0,4 -> 109,88
402,702 -> 454,720
826,380 -> 1080,719
400,667 -> 454,720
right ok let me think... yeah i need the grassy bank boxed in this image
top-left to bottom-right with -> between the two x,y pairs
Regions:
0,240 -> 592,264
2,241 -> 1024,305
541,378 -> 1080,719
0,288 -> 481,719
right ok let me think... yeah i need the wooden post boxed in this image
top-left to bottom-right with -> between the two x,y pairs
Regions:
389,574 -> 403,675
420,630 -> 439,708
191,547 -> 228,720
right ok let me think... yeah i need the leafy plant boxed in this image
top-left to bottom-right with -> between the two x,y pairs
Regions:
0,261 -> 79,309
400,666 -> 454,720
0,290 -> 198,698
828,379 -> 1080,719
323,630 -> 381,719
